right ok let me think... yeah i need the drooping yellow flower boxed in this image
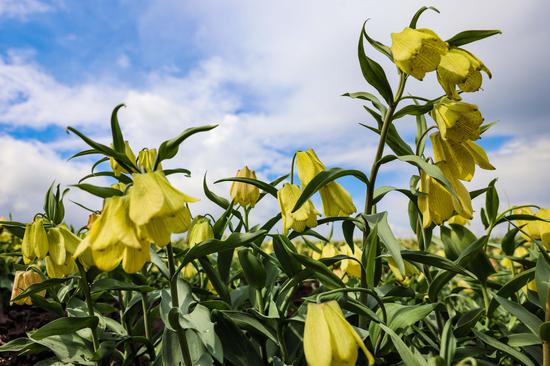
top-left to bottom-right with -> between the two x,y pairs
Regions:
277,183 -> 318,235
74,195 -> 150,273
21,217 -> 49,260
43,224 -> 82,278
10,270 -> 45,305
187,216 -> 214,247
304,300 -> 374,366
515,207 -> 550,248
388,258 -> 419,285
390,28 -> 448,80
296,149 -> 356,217
430,132 -> 494,181
418,162 -> 473,228
340,246 -> 363,279
437,48 -> 491,99
110,140 -> 136,176
500,245 -> 529,271
137,148 -> 160,172
431,98 -> 483,143
128,170 -> 198,246
229,166 -> 260,208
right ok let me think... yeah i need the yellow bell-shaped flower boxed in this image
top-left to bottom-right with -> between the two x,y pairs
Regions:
74,195 -> 150,273
340,246 -> 363,279
304,300 -> 374,366
128,170 -> 198,246
296,149 -> 356,217
515,207 -> 550,249
21,217 -> 49,260
137,148 -> 160,173
388,258 -> 419,285
110,140 -> 136,177
229,166 -> 261,208
10,270 -> 45,305
277,183 -> 319,235
45,256 -> 76,278
418,162 -> 473,228
391,28 -> 448,80
432,98 -> 483,143
430,132 -> 494,181
187,216 -> 214,247
437,48 -> 491,100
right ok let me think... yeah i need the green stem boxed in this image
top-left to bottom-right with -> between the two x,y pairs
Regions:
141,292 -> 151,340
359,73 -> 407,327
76,262 -> 99,362
166,243 -> 193,366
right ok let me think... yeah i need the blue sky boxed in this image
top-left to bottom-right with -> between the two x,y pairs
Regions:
1,0 -> 548,236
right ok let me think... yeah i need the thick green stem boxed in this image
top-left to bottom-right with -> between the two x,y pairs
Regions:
359,73 -> 407,327
166,243 -> 193,366
77,262 -> 99,362
141,269 -> 151,341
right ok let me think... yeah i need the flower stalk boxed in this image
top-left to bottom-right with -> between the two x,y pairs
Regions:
76,262 -> 99,364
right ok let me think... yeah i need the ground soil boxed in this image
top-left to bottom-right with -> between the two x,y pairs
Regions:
0,305 -> 56,366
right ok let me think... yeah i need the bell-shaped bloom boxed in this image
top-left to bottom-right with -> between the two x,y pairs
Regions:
432,98 -> 483,143
430,132 -> 494,181
187,216 -> 214,247
515,207 -> 550,249
137,148 -> 160,173
437,48 -> 491,99
391,28 -> 448,80
340,246 -> 362,279
10,270 -> 45,305
304,300 -> 374,366
110,140 -> 136,177
74,195 -> 150,273
129,171 -> 197,246
388,258 -> 419,285
229,166 -> 260,208
500,245 -> 529,271
45,256 -> 75,278
296,149 -> 356,217
21,217 -> 49,260
418,162 -> 473,228
277,183 -> 319,235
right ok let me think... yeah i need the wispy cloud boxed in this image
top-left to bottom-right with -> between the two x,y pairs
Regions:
0,0 -> 50,19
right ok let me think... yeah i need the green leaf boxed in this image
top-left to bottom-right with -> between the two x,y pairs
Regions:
373,186 -> 415,205
79,171 -> 132,184
292,168 -> 368,212
473,330 -> 535,366
273,234 -> 303,277
0,337 -> 36,353
363,212 -> 404,274
393,103 -> 434,120
91,278 -> 154,293
439,320 -> 456,366
364,124 -> 414,156
30,316 -> 99,340
485,179 -> 499,224
73,183 -> 123,198
343,91 -> 386,113
488,268 -> 535,316
379,324 -> 427,366
454,308 -> 484,338
213,311 -> 263,366
502,227 -> 521,255
401,250 -> 469,276
446,30 -> 502,47
494,294 -> 542,337
156,124 -> 218,164
390,303 -> 438,331
221,311 -> 277,343
163,168 -> 191,177
358,23 -> 393,105
177,231 -> 267,274
292,252 -> 345,289
536,254 -> 550,308
12,277 -> 74,302
203,173 -> 230,209
215,176 -> 278,197
409,6 -> 440,29
33,334 -> 94,365
364,225 -> 378,288
110,103 -> 126,153
540,322 -> 550,342
361,21 -> 393,61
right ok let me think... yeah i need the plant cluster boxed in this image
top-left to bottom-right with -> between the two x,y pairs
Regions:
1,7 -> 550,366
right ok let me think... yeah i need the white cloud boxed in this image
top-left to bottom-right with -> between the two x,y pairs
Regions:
0,0 -> 548,239
0,0 -> 50,19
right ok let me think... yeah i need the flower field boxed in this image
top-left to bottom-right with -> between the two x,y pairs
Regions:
1,6 -> 550,366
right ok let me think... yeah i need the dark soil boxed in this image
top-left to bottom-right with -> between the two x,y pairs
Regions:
0,305 -> 56,366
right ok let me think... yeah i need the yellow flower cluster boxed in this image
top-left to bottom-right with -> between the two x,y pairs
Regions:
391,28 -> 496,227
21,218 -> 86,278
391,28 -> 490,100
74,170 -> 197,273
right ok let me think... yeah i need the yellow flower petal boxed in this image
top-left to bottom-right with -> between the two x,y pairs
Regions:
304,303 -> 333,366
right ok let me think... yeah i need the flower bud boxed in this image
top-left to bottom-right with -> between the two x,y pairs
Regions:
137,148 -> 160,173
391,28 -> 448,80
110,140 -> 136,176
229,166 -> 260,208
437,48 -> 491,100
277,183 -> 318,235
10,270 -> 45,305
187,216 -> 214,247
431,98 -> 483,143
